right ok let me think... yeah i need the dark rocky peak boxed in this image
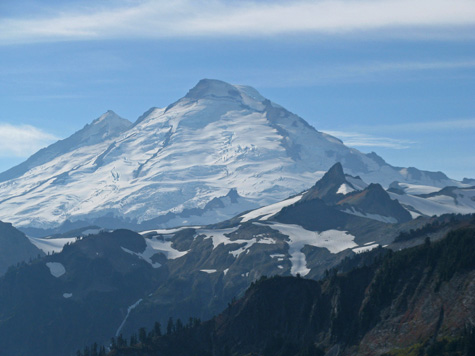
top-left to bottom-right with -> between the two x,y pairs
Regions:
462,177 -> 475,185
387,181 -> 406,195
416,186 -> 458,199
337,183 -> 412,223
226,188 -> 240,203
302,162 -> 351,203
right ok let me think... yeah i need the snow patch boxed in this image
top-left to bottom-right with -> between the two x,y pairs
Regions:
63,293 -> 72,298
199,226 -> 276,257
46,262 -> 66,277
200,269 -> 217,274
390,190 -> 475,216
256,222 -> 357,277
398,183 -> 440,195
240,194 -> 303,222
116,299 -> 143,337
121,236 -> 189,268
353,244 -> 379,254
342,207 -> 397,223
337,183 -> 355,195
29,237 -> 77,254
145,237 -> 189,260
346,176 -> 367,190
140,226 -> 198,235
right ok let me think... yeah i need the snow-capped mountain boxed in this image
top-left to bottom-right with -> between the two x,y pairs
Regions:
0,110 -> 132,183
388,182 -> 475,218
0,79 -> 468,231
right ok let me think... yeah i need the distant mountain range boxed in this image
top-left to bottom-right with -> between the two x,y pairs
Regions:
0,79 -> 471,234
0,162 -> 473,356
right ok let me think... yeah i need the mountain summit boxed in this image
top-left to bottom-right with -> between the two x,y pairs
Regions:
0,111 -> 131,183
0,80 -> 464,231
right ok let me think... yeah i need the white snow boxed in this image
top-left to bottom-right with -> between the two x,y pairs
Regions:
116,298 -> 143,337
46,262 -> 66,277
390,188 -> 475,217
200,269 -> 217,274
240,194 -> 303,222
63,293 -> 72,298
121,235 -> 189,268
0,81 -> 462,231
345,176 -> 368,191
256,222 -> 357,277
408,210 -> 422,219
28,237 -> 77,254
144,237 -> 189,260
352,244 -> 379,254
398,183 -> 440,195
223,268 -> 229,276
199,227 -> 276,257
198,227 -> 241,249
140,226 -> 198,235
342,207 -> 397,223
121,247 -> 161,268
336,183 -> 355,195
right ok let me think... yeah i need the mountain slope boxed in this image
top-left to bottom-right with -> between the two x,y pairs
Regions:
0,79 -> 465,231
0,229 -> 161,356
0,185 -> 470,356
0,111 -> 131,183
0,221 -> 43,275
105,223 -> 475,356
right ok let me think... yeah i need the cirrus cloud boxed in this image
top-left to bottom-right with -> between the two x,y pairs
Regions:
1,0 -> 475,44
323,130 -> 414,149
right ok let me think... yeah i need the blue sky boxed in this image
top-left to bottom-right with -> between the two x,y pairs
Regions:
0,0 -> 474,180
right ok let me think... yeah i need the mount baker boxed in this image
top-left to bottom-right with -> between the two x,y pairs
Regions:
0,79 -> 470,233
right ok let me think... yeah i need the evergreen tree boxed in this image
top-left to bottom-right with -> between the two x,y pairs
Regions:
154,321 -> 162,336
130,333 -> 138,346
167,317 -> 174,335
99,346 -> 106,356
117,333 -> 127,347
139,327 -> 147,344
91,342 -> 98,356
175,318 -> 184,332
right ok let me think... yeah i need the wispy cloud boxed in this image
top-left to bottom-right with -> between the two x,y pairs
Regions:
323,131 -> 414,149
353,118 -> 475,134
250,59 -> 475,87
0,124 -> 58,157
322,118 -> 475,149
1,0 -> 475,44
